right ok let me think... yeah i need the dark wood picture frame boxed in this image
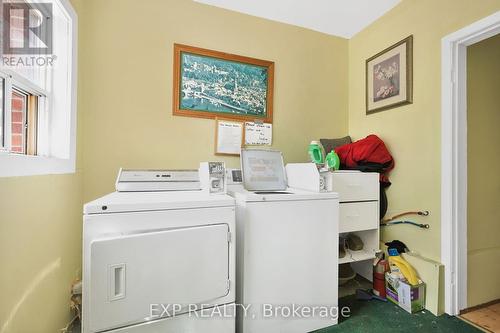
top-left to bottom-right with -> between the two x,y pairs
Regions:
173,44 -> 274,123
366,35 -> 413,114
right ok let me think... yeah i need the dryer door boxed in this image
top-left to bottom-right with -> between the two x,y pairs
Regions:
89,224 -> 230,332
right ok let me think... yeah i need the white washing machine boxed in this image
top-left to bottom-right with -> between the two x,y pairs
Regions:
227,149 -> 340,333
229,187 -> 339,333
83,190 -> 236,333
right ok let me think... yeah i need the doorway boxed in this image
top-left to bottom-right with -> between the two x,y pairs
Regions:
458,33 -> 500,332
441,11 -> 500,316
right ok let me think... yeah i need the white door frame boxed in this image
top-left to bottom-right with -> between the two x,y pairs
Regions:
441,11 -> 500,316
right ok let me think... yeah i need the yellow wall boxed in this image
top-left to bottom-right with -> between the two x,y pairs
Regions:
0,0 -> 84,331
0,175 -> 82,333
348,0 -> 500,262
466,34 -> 500,307
80,0 -> 349,201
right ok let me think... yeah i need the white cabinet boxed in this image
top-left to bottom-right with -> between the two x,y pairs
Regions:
328,171 -> 380,281
329,172 -> 379,202
339,201 -> 378,233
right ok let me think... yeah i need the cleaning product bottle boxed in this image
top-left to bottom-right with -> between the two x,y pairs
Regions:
325,150 -> 340,171
308,141 -> 325,165
387,248 -> 419,285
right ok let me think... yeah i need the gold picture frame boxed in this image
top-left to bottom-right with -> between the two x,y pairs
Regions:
366,35 -> 413,114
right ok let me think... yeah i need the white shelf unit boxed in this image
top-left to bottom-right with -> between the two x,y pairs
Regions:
338,249 -> 376,265
328,171 -> 380,281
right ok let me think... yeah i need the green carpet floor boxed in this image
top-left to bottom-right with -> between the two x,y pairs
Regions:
316,295 -> 482,333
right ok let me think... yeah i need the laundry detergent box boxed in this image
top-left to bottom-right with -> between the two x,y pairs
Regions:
385,272 -> 425,313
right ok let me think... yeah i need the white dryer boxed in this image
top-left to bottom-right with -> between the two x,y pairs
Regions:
83,191 -> 236,333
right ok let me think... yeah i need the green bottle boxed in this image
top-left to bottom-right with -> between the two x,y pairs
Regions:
308,141 -> 325,165
326,150 -> 340,171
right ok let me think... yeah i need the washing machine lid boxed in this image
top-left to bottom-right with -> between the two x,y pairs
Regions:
228,186 -> 339,203
84,191 -> 235,214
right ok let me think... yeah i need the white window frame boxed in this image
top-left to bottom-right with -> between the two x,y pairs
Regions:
0,0 -> 77,177
0,70 -> 48,153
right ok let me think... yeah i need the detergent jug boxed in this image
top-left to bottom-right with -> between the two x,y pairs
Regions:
308,141 -> 325,165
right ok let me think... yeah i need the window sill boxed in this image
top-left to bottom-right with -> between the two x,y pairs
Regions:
0,153 -> 76,177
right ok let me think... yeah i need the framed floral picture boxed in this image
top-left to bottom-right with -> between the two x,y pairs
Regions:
366,35 -> 413,114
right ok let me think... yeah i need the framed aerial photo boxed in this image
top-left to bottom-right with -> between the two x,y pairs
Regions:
366,35 -> 413,114
173,44 -> 274,123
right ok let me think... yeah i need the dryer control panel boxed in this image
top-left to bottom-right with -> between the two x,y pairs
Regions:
115,169 -> 200,192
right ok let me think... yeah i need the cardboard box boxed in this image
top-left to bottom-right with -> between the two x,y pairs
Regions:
385,272 -> 426,313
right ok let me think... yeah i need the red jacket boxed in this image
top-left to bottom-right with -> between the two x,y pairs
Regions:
334,135 -> 394,185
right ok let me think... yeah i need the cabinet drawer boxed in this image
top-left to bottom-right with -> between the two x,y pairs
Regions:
339,202 -> 378,233
329,172 -> 379,202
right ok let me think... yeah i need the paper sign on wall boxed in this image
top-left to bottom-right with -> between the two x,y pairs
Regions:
215,120 -> 244,155
245,122 -> 272,145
